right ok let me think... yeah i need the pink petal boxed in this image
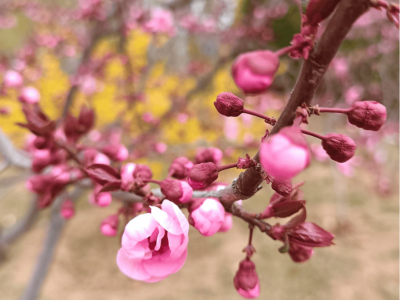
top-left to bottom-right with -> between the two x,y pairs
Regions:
124,213 -> 158,241
116,249 -> 151,281
142,249 -> 187,277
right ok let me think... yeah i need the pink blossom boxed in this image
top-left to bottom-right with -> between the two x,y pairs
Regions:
3,70 -> 23,88
224,118 -> 239,141
177,113 -> 188,123
117,200 -> 189,282
155,142 -> 167,153
188,198 -> 225,236
89,185 -> 112,207
218,213 -> 233,232
143,9 -> 175,36
160,179 -> 193,204
60,200 -> 75,219
101,215 -> 119,237
93,152 -> 110,165
260,126 -> 310,180
80,76 -> 98,95
18,86 -> 41,104
232,50 -> 280,95
121,163 -> 136,191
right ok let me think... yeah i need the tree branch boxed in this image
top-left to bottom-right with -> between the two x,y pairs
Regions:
0,128 -> 31,169
20,188 -> 83,300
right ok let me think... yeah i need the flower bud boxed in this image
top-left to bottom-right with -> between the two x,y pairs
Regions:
89,185 -> 112,207
160,179 -> 193,204
100,214 -> 119,237
233,258 -> 260,299
260,126 -> 310,180
102,144 -> 129,161
321,133 -> 356,163
218,213 -> 233,232
232,50 -> 279,95
60,199 -> 75,219
31,149 -> 52,173
214,92 -> 244,117
18,86 -> 40,104
347,101 -> 386,131
188,198 -> 225,236
3,70 -> 23,88
188,162 -> 219,189
271,179 -> 292,197
120,163 -> 136,191
132,164 -> 153,181
195,147 -> 223,165
168,156 -> 193,179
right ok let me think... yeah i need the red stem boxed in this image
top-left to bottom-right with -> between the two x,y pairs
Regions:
242,108 -> 274,123
217,163 -> 238,172
248,225 -> 254,246
275,44 -> 299,57
318,107 -> 350,114
301,129 -> 326,140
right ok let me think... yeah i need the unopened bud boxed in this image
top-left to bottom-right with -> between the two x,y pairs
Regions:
214,92 -> 244,117
321,134 -> 356,163
160,179 -> 193,204
271,179 -> 292,197
232,50 -> 279,95
233,258 -> 260,299
100,214 -> 119,237
188,162 -> 219,189
60,199 -> 75,219
347,101 -> 386,131
195,147 -> 223,165
168,156 -> 193,179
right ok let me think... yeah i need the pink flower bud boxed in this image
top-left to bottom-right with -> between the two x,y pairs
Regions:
321,134 -> 356,163
188,162 -> 219,189
3,70 -> 23,88
89,185 -> 112,207
60,200 -> 75,219
214,92 -> 244,117
18,86 -> 41,104
260,126 -> 310,180
232,50 -> 279,95
233,258 -> 260,299
218,213 -> 233,232
100,214 -> 119,237
93,152 -> 111,165
102,144 -> 129,161
132,164 -> 153,181
347,101 -> 387,131
154,142 -> 167,153
120,163 -> 136,191
168,156 -> 193,179
189,198 -> 225,236
32,149 -> 52,173
195,147 -> 223,165
271,179 -> 292,197
160,179 -> 193,204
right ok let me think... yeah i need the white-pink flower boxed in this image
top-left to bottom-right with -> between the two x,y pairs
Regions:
117,200 -> 189,282
3,70 -> 23,88
143,9 -> 175,36
19,86 -> 41,104
189,198 -> 225,236
260,126 -> 310,180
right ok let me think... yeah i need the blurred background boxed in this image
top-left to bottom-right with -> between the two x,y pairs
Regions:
0,0 -> 398,299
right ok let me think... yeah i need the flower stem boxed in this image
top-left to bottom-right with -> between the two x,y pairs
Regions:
217,163 -> 238,172
301,129 -> 326,140
318,107 -> 350,114
275,44 -> 299,57
242,108 -> 275,124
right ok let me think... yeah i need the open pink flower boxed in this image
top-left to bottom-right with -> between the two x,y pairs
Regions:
117,200 -> 189,282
